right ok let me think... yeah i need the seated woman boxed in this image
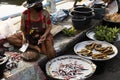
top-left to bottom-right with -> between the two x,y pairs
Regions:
7,0 -> 56,59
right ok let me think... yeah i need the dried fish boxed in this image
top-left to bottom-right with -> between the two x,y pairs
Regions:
92,53 -> 108,59
85,42 -> 96,50
78,49 -> 92,56
103,46 -> 114,55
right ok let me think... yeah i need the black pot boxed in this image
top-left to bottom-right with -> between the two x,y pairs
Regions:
70,10 -> 94,18
102,18 -> 120,27
93,4 -> 106,19
72,16 -> 86,30
93,4 -> 106,8
73,6 -> 94,16
72,14 -> 94,30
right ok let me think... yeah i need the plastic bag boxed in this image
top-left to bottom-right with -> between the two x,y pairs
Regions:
50,9 -> 69,24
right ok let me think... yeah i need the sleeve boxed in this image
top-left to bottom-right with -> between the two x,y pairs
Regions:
44,10 -> 51,25
47,18 -> 51,25
20,9 -> 28,32
20,13 -> 26,32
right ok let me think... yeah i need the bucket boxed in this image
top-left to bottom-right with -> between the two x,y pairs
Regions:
73,6 -> 94,16
93,4 -> 106,19
70,12 -> 94,30
71,1 -> 94,30
72,16 -> 86,30
73,0 -> 94,16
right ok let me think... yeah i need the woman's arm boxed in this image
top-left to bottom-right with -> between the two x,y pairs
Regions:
43,10 -> 52,37
20,14 -> 27,44
38,10 -> 52,44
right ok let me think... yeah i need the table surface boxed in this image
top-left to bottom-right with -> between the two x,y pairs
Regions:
63,31 -> 120,80
39,20 -> 120,80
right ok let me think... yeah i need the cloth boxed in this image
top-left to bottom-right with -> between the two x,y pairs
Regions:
23,9 -> 51,35
107,0 -> 118,14
23,9 -> 49,45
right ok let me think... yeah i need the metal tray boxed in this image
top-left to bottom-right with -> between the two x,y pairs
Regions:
46,55 -> 96,80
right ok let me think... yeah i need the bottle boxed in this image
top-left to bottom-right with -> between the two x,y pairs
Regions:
47,0 -> 56,13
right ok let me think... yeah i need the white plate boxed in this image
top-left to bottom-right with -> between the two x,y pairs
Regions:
0,55 -> 8,65
86,30 -> 120,42
3,42 -> 12,48
46,55 -> 96,80
74,40 -> 118,61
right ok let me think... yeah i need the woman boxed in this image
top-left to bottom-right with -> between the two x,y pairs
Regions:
102,0 -> 119,14
7,0 -> 56,59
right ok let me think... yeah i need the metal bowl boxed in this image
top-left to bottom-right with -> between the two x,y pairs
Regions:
102,18 -> 120,27
72,6 -> 94,16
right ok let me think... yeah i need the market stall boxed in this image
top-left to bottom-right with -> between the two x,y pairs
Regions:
0,0 -> 120,80
39,0 -> 120,80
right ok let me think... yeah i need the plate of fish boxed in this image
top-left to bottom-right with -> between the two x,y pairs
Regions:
46,55 -> 96,80
74,40 -> 118,61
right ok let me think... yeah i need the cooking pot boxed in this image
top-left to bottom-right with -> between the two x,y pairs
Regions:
102,18 -> 120,27
93,4 -> 106,19
70,9 -> 94,18
73,6 -> 94,16
71,14 -> 95,30
72,16 -> 86,30
71,4 -> 94,16
70,0 -> 94,30
72,0 -> 94,16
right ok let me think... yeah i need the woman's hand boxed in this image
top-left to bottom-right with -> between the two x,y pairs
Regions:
22,37 -> 27,45
38,34 -> 46,45
21,32 -> 27,45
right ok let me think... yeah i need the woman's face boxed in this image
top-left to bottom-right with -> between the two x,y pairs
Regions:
32,2 -> 43,12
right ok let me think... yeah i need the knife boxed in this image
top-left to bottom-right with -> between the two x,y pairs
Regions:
19,43 -> 29,53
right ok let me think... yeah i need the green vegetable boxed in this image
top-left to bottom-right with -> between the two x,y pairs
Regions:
62,27 -> 77,36
94,25 -> 120,42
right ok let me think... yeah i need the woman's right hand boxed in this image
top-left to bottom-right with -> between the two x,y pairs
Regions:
38,34 -> 47,45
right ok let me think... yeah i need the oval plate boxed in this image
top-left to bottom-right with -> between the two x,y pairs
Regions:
74,40 -> 118,61
86,30 -> 120,42
0,55 -> 8,65
46,55 -> 96,80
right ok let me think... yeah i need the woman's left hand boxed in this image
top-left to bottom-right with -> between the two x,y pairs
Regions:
38,34 -> 46,45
